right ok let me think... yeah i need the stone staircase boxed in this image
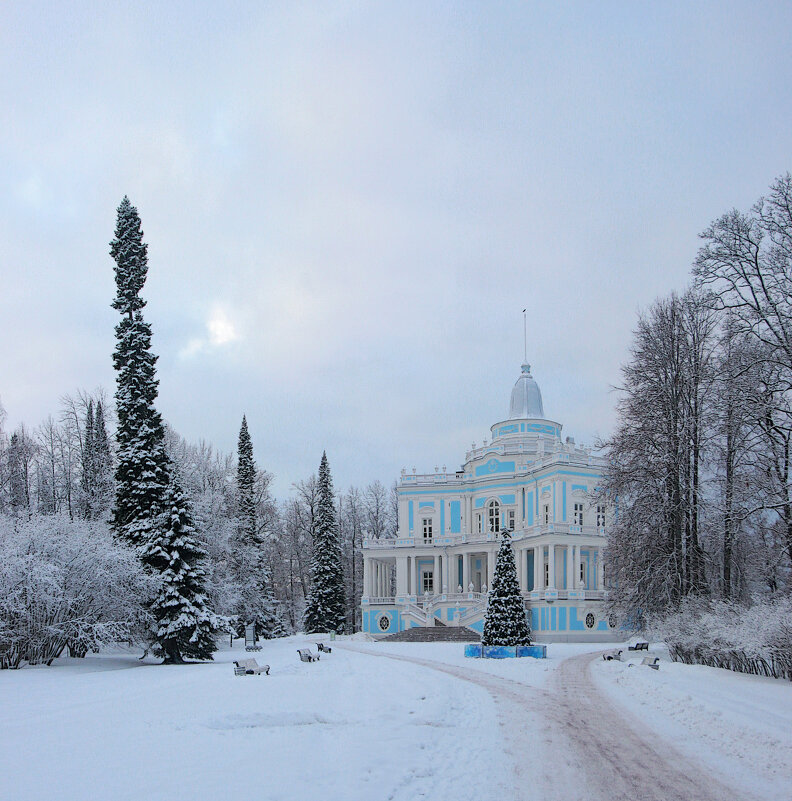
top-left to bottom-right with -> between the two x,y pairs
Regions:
383,625 -> 481,642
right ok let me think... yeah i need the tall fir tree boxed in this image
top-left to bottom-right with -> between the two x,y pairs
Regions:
92,399 -> 114,516
236,415 -> 257,543
81,400 -> 95,518
231,415 -> 284,638
141,473 -> 224,662
304,451 -> 346,633
110,197 -> 170,547
482,530 -> 532,646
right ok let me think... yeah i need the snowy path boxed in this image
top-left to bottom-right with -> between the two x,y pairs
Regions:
341,645 -> 753,801
2,639 -> 788,800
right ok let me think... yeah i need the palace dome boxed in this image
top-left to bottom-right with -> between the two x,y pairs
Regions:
508,363 -> 544,419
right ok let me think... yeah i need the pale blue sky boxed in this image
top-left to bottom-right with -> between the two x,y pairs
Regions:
2,2 -> 791,495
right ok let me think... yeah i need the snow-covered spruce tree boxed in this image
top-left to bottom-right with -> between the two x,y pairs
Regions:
230,415 -> 283,638
81,400 -> 95,518
236,415 -> 256,541
141,473 -> 225,662
110,197 -> 170,548
304,452 -> 346,633
482,530 -> 531,646
92,399 -> 114,518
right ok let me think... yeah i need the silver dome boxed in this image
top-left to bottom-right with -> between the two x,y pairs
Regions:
509,363 -> 544,419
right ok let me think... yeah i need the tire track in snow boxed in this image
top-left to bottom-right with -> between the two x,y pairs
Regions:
339,645 -> 753,801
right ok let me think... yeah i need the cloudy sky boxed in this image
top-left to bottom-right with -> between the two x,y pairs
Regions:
2,2 -> 791,496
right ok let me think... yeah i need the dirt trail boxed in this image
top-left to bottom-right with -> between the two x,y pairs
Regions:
340,645 -> 750,801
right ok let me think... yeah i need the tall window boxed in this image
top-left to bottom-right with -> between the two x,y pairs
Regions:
597,505 -> 606,528
507,510 -> 515,530
487,500 -> 500,532
422,571 -> 433,594
579,561 -> 586,586
574,503 -> 584,526
422,518 -> 432,542
543,504 -> 550,525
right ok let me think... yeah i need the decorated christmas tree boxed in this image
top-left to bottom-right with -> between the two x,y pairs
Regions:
482,529 -> 531,646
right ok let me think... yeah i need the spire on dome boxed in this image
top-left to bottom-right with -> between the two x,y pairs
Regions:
508,362 -> 544,419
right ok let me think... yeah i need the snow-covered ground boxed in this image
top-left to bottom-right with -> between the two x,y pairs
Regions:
1,636 -> 790,801
591,645 -> 792,801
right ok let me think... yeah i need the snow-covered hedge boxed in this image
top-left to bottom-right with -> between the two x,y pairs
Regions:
0,515 -> 152,668
653,597 -> 792,681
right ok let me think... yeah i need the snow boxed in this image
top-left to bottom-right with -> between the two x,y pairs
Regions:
1,636 -> 791,801
592,644 -> 792,801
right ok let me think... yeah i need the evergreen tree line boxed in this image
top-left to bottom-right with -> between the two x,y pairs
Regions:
604,174 -> 792,669
0,198 -> 398,667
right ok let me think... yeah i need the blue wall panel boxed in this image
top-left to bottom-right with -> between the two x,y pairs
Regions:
450,500 -> 461,533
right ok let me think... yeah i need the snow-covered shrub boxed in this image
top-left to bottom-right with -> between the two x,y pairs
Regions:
652,597 -> 792,681
0,514 -> 152,668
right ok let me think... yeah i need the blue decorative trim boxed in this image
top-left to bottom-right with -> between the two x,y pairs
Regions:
475,497 -> 485,509
496,424 -> 519,436
440,500 -> 445,535
569,607 -> 585,631
408,501 -> 414,531
418,501 -> 435,509
558,607 -> 567,631
498,494 -> 516,504
475,459 -> 516,477
562,481 -> 567,522
450,500 -> 461,533
571,484 -> 588,492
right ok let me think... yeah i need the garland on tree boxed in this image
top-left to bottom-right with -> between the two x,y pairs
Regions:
482,530 -> 532,646
304,451 -> 346,633
142,473 -> 225,662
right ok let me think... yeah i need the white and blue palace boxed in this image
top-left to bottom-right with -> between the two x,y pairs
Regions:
361,362 -> 616,642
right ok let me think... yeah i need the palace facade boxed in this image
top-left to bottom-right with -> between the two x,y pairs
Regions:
361,363 -> 617,642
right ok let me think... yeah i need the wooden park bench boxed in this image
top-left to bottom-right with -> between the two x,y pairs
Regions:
317,642 -> 332,654
628,641 -> 649,651
602,649 -> 622,661
234,658 -> 269,676
297,648 -> 319,663
641,656 -> 660,670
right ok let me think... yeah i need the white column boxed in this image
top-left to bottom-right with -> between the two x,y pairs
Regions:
516,548 -> 524,591
433,554 -> 440,594
396,557 -> 407,596
565,544 -> 573,590
363,556 -> 371,597
487,548 -> 495,588
462,552 -> 470,590
573,544 -> 580,589
534,546 -> 542,590
548,543 -> 556,589
597,548 -> 605,590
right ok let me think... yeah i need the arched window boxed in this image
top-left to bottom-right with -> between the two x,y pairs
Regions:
487,500 -> 500,532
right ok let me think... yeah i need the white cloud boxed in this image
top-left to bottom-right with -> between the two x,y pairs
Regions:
179,306 -> 240,359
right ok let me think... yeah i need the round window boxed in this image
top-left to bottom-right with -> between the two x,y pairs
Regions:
608,614 -> 618,629
585,612 -> 596,629
377,615 -> 390,632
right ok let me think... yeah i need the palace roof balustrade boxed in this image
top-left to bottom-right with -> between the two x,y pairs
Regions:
363,523 -> 606,550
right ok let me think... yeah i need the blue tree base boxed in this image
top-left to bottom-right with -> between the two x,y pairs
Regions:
464,644 -> 547,659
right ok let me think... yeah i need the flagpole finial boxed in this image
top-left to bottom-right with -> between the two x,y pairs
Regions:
522,308 -> 527,363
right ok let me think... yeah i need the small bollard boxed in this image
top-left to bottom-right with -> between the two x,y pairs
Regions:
330,631 -> 336,641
